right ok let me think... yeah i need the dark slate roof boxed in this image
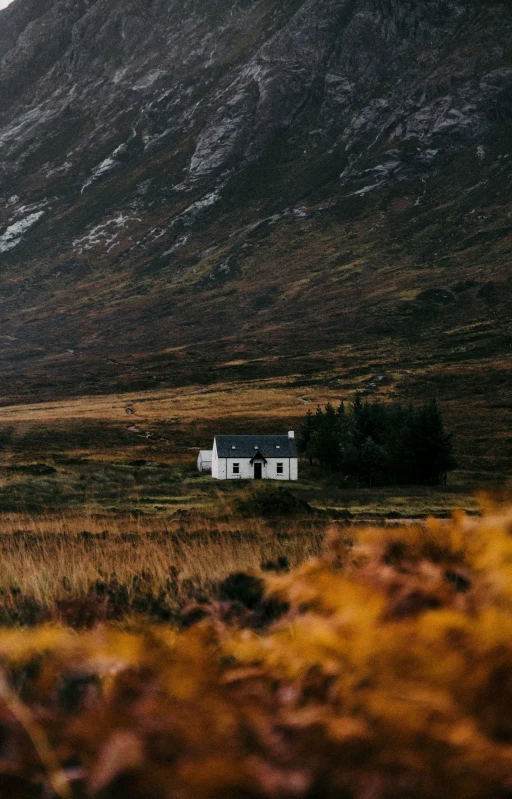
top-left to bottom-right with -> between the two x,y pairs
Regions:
215,435 -> 297,458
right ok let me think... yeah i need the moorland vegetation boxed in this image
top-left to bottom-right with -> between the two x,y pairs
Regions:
0,505 -> 509,797
0,382 -> 487,626
0,488 -> 325,627
0,385 -> 504,795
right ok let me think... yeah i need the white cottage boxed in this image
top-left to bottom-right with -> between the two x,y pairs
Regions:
211,432 -> 298,481
197,450 -> 213,473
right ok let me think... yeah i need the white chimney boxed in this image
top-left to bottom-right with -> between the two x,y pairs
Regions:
288,430 -> 295,439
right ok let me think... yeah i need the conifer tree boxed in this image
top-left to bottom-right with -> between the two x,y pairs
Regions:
360,436 -> 389,487
298,397 -> 456,486
298,410 -> 315,465
412,399 -> 457,485
309,404 -> 341,471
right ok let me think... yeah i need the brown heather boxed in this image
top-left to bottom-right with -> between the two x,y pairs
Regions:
0,505 -> 509,796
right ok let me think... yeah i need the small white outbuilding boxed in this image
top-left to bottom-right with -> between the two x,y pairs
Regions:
211,432 -> 298,481
197,450 -> 213,473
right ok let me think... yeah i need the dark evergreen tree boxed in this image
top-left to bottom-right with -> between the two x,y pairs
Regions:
299,397 -> 457,486
359,436 -> 389,487
298,409 -> 315,465
308,404 -> 341,471
410,399 -> 457,485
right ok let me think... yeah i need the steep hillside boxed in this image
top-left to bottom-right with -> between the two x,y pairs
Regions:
0,0 -> 511,474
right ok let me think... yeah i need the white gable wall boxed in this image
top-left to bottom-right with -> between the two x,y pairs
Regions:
212,439 -> 226,479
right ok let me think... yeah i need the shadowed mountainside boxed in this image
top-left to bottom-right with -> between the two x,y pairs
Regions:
0,0 -> 510,473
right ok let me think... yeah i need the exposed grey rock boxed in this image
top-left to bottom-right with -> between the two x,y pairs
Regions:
0,0 -> 509,217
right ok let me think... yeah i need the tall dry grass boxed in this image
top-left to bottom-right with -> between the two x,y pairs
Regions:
0,506 -> 325,625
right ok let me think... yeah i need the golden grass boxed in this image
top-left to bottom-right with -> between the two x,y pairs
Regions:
0,506 -> 512,797
0,380 -> 343,425
0,506 -> 326,624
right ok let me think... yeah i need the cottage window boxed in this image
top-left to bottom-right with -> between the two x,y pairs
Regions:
277,463 -> 284,475
233,463 -> 240,474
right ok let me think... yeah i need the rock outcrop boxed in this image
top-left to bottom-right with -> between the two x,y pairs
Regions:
1,1 -> 510,196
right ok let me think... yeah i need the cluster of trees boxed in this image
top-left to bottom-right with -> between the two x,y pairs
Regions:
298,396 -> 456,486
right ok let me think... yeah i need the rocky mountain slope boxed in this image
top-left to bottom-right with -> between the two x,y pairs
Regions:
0,0 -> 511,473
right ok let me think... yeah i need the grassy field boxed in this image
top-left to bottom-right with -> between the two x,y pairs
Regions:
0,379 -> 491,520
0,506 -> 325,626
0,381 -> 503,625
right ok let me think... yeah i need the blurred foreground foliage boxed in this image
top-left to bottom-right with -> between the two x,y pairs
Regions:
0,506 -> 511,797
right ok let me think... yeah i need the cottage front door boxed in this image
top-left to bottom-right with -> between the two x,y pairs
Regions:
254,462 -> 262,479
